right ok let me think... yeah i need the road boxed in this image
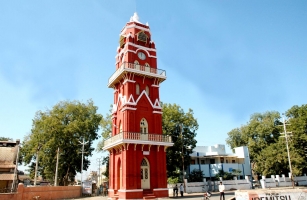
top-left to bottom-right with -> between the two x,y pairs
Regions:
76,191 -> 235,200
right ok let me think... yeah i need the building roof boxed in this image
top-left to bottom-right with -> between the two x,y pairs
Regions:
0,145 -> 18,167
0,173 -> 15,181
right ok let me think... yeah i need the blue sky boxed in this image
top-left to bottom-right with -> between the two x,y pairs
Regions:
1,1 -> 306,176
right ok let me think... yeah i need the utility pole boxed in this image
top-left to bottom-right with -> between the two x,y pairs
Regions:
79,138 -> 88,186
54,147 -> 60,186
97,157 -> 103,186
180,125 -> 186,193
11,142 -> 20,192
280,115 -> 294,188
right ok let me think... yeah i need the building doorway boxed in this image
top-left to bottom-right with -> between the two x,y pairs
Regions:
141,158 -> 150,189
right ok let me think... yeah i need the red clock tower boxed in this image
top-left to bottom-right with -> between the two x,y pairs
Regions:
103,13 -> 173,199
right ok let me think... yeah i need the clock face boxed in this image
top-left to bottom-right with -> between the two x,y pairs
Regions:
138,52 -> 146,60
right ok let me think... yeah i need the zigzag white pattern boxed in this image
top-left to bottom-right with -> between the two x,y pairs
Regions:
112,90 -> 161,113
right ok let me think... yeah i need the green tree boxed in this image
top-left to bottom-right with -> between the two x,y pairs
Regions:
162,103 -> 198,179
21,100 -> 102,185
188,169 -> 204,182
0,137 -> 13,141
231,169 -> 242,179
96,105 -> 112,152
286,104 -> 307,175
101,156 -> 109,180
215,170 -> 233,180
226,109 -> 307,176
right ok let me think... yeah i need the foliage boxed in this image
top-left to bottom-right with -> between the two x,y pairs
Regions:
20,100 -> 102,185
96,105 -> 112,152
167,176 -> 180,184
286,104 -> 307,175
101,156 -> 109,180
215,170 -> 233,180
226,106 -> 307,176
162,103 -> 198,178
188,169 -> 204,182
0,137 -> 13,141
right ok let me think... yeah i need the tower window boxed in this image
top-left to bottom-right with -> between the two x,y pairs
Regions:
145,86 -> 149,96
140,118 -> 148,133
134,60 -> 140,70
136,83 -> 140,95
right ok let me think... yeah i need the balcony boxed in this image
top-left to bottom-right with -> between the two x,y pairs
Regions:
102,131 -> 173,150
108,62 -> 167,88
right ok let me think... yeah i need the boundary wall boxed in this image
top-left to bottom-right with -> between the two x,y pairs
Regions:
0,183 -> 81,200
260,174 -> 307,189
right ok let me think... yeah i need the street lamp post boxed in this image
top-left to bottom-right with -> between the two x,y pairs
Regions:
79,138 -> 89,186
180,125 -> 186,193
281,116 -> 294,187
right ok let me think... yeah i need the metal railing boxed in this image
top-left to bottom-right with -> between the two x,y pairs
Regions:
108,62 -> 166,85
103,132 -> 172,147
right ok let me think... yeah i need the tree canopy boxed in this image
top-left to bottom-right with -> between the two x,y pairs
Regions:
21,100 -> 102,185
162,103 -> 198,179
226,105 -> 307,176
0,137 -> 13,141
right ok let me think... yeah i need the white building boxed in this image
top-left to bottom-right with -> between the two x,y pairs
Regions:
188,144 -> 252,180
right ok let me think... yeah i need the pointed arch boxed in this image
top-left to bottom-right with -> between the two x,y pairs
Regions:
140,118 -> 148,133
140,157 -> 150,189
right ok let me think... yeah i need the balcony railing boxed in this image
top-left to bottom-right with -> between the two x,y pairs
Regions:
108,62 -> 166,87
103,131 -> 172,149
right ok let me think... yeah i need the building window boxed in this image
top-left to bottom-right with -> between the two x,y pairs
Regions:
232,160 -> 235,163
140,118 -> 148,133
220,157 -> 224,163
190,160 -> 195,165
201,160 -> 205,164
210,159 -> 215,164
136,83 -> 140,95
145,85 -> 149,96
134,60 -> 140,70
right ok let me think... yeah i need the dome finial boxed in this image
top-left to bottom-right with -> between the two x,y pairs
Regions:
131,12 -> 140,23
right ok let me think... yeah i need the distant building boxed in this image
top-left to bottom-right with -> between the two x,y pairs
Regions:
0,139 -> 20,191
88,171 -> 98,183
188,144 -> 252,180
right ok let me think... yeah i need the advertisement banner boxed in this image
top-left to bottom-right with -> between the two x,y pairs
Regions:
82,180 -> 92,195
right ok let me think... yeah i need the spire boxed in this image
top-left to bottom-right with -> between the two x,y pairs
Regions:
130,12 -> 141,23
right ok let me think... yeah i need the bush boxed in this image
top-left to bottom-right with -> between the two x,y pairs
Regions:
168,176 -> 180,184
188,169 -> 204,182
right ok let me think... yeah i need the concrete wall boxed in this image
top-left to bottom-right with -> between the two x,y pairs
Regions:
0,183 -> 81,200
168,178 -> 252,195
260,174 -> 307,189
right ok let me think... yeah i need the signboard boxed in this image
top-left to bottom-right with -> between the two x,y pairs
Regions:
82,180 -> 92,195
236,190 -> 307,200
143,151 -> 150,155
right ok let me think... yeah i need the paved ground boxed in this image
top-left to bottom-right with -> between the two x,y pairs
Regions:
74,191 -> 235,200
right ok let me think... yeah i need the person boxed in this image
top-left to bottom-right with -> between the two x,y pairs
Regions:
179,184 -> 184,197
173,184 -> 178,197
104,183 -> 108,196
203,190 -> 211,200
219,182 -> 225,200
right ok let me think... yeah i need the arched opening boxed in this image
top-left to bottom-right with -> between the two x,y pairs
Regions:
140,118 -> 148,133
145,63 -> 150,72
145,85 -> 150,96
140,158 -> 150,189
136,83 -> 140,95
117,158 -> 122,190
134,60 -> 140,70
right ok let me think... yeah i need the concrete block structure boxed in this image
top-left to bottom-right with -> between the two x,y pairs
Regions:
188,144 -> 252,180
